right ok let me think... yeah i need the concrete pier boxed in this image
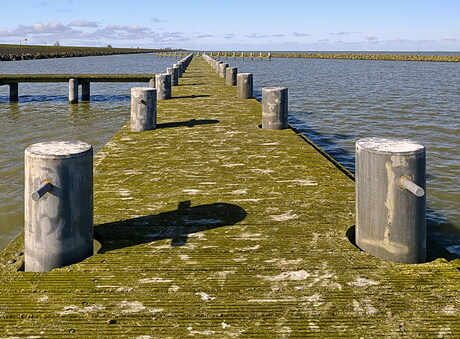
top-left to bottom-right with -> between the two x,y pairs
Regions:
0,56 -> 458,338
356,137 -> 426,263
237,73 -> 253,99
24,140 -> 93,272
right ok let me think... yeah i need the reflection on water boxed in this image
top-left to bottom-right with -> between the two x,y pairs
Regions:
0,53 -> 181,250
229,57 -> 460,256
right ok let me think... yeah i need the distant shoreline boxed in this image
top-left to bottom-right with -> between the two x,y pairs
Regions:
0,44 -> 183,62
207,51 -> 460,62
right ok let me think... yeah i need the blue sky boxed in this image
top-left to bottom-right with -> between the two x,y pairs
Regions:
0,0 -> 459,51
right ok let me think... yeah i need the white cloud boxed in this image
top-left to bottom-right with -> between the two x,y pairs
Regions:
331,31 -> 350,36
443,36 -> 457,41
293,31 -> 309,37
364,35 -> 379,41
68,20 -> 99,28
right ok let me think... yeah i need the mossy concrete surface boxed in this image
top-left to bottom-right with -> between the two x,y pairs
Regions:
0,57 -> 459,338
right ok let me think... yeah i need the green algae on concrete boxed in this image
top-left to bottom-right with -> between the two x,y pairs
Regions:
0,56 -> 459,338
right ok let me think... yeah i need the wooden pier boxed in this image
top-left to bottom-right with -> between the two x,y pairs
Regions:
0,56 -> 459,337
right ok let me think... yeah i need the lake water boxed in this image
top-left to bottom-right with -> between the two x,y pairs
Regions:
0,53 -> 459,256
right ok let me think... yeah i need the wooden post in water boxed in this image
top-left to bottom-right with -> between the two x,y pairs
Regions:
9,83 -> 18,102
237,73 -> 253,99
81,82 -> 90,101
226,67 -> 237,86
24,140 -> 93,272
69,78 -> 78,104
262,87 -> 288,130
130,87 -> 157,131
155,73 -> 172,100
355,137 -> 426,264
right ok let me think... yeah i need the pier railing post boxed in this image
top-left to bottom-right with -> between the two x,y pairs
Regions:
25,140 -> 93,272
155,73 -> 172,100
237,73 -> 253,99
131,87 -> 157,132
226,67 -> 237,86
262,87 -> 288,130
81,82 -> 90,101
9,83 -> 18,102
69,78 -> 78,104
355,137 -> 426,264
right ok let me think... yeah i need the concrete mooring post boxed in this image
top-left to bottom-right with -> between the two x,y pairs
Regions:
355,137 -> 426,264
130,87 -> 157,132
262,87 -> 288,130
226,67 -> 237,86
155,73 -> 172,100
167,67 -> 177,86
237,73 -> 253,99
9,83 -> 18,102
25,140 -> 93,272
148,78 -> 156,88
218,63 -> 229,78
81,82 -> 90,101
69,78 -> 78,104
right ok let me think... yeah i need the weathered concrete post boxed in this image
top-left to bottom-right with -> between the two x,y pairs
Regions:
155,73 -> 172,100
148,78 -> 156,88
226,67 -> 237,86
9,83 -> 18,102
130,87 -> 157,131
69,78 -> 78,104
262,87 -> 288,130
25,140 -> 93,272
81,82 -> 90,101
172,67 -> 179,85
167,67 -> 178,86
355,137 -> 426,264
218,63 -> 229,78
237,73 -> 253,99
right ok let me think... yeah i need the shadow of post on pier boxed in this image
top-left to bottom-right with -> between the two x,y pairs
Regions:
94,201 -> 247,253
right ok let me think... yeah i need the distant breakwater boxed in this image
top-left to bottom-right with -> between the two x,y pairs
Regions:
208,51 -> 460,62
0,45 -> 181,62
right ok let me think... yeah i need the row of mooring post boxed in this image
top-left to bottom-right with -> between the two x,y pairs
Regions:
203,54 -> 427,264
23,52 -> 427,272
23,55 -> 194,272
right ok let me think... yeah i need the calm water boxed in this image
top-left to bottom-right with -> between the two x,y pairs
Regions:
1,53 -> 459,256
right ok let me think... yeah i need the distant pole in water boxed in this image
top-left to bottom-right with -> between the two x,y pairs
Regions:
355,137 -> 426,264
69,78 -> 78,104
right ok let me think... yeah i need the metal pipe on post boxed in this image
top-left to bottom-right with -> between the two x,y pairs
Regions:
130,87 -> 157,132
9,83 -> 18,102
69,78 -> 78,104
226,67 -> 237,86
155,73 -> 172,100
355,137 -> 426,264
25,140 -> 93,272
237,73 -> 253,99
262,87 -> 288,130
